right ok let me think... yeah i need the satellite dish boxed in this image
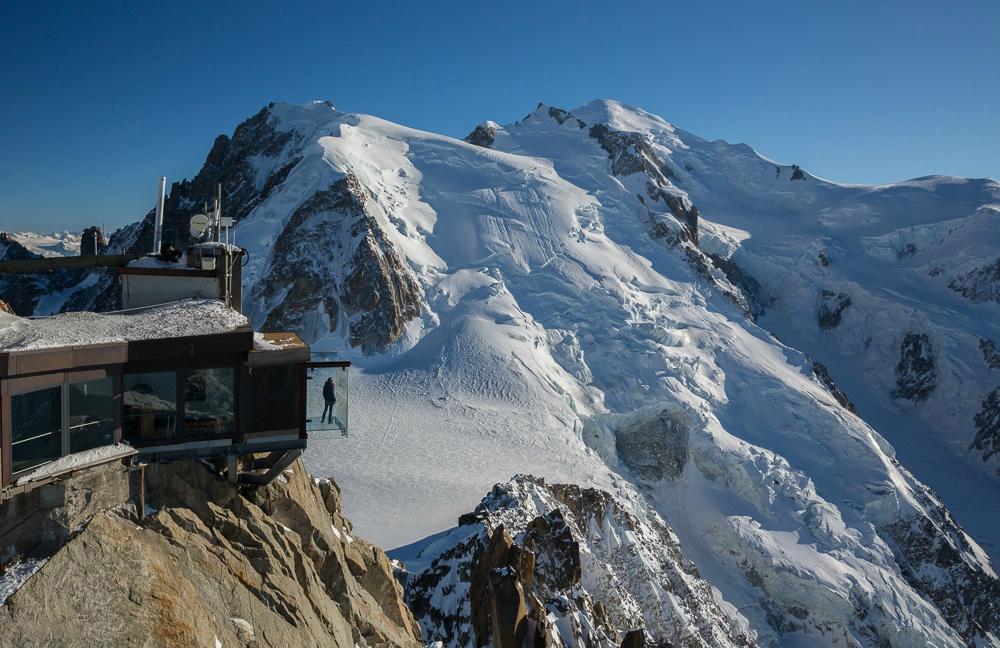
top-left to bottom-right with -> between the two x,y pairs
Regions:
189,213 -> 211,238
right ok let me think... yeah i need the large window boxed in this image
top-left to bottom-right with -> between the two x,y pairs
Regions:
123,372 -> 178,442
122,368 -> 235,443
68,377 -> 116,453
243,364 -> 300,435
11,386 -> 62,474
183,368 -> 234,436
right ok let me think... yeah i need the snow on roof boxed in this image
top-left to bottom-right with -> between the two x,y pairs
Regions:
0,299 -> 249,352
15,443 -> 137,485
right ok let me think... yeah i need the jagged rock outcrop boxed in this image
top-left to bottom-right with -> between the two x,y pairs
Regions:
972,387 -> 1000,465
817,289 -> 852,329
585,113 -> 699,246
465,121 -> 498,148
883,476 -> 1000,644
812,361 -> 857,413
949,257 -> 1000,303
546,106 -> 586,129
254,174 -> 422,353
0,459 -> 421,648
709,253 -> 770,320
981,339 -> 1000,370
79,225 -> 107,256
107,104 -> 304,257
893,332 -> 937,402
401,475 -> 755,647
789,165 -> 806,181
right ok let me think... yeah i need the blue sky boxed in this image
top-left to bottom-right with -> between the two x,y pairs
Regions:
1,0 -> 998,232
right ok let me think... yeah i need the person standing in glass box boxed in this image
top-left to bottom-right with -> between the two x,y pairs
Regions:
322,377 -> 337,425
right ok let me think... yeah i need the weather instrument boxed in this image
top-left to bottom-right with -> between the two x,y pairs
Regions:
189,213 -> 211,239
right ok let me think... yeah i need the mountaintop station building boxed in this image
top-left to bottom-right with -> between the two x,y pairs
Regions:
0,249 -> 348,507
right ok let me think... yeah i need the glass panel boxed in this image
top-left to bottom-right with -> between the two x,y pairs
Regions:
182,368 -> 234,436
306,365 -> 348,436
68,377 -> 115,453
243,364 -> 300,435
123,372 -> 178,442
11,386 -> 62,474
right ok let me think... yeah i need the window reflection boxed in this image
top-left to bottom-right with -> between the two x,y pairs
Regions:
11,386 -> 62,474
123,372 -> 178,442
183,368 -> 234,436
69,377 -> 115,453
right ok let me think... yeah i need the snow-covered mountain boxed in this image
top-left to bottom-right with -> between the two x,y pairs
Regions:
10,230 -> 81,257
21,99 -> 1000,645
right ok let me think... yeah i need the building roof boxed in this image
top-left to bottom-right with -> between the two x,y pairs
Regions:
0,299 -> 249,353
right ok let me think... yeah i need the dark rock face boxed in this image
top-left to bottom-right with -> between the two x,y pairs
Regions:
817,290 -> 852,329
465,123 -> 497,148
402,476 -> 753,647
892,332 -> 937,402
588,121 -> 699,244
469,527 -> 530,648
546,106 -> 586,129
619,629 -> 647,648
709,254 -> 770,320
949,257 -> 1000,303
981,338 -> 1000,370
589,123 -> 665,180
79,226 -> 107,256
614,408 -> 690,480
883,478 -> 1000,645
255,174 -> 422,354
789,165 -> 806,181
971,386 -> 1000,464
646,183 -> 700,245
811,361 -> 857,413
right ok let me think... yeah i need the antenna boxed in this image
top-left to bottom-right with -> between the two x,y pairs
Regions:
152,176 -> 167,254
215,183 -> 222,244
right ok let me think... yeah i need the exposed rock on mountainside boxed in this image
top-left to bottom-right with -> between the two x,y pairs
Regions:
0,460 -> 421,648
950,257 -> 1000,303
817,289 -> 852,329
107,104 -> 305,257
254,174 -> 422,353
893,332 -> 937,402
402,475 -> 754,647
982,339 -> 1000,370
709,253 -> 770,319
79,225 -> 107,256
464,121 -> 498,148
973,387 -> 1000,465
812,361 -> 857,413
884,479 -> 1000,644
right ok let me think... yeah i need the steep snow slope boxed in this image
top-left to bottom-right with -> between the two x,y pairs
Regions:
70,100 -> 999,645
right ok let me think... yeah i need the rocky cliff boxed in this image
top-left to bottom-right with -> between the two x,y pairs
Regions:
401,475 -> 754,647
0,459 -> 421,648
